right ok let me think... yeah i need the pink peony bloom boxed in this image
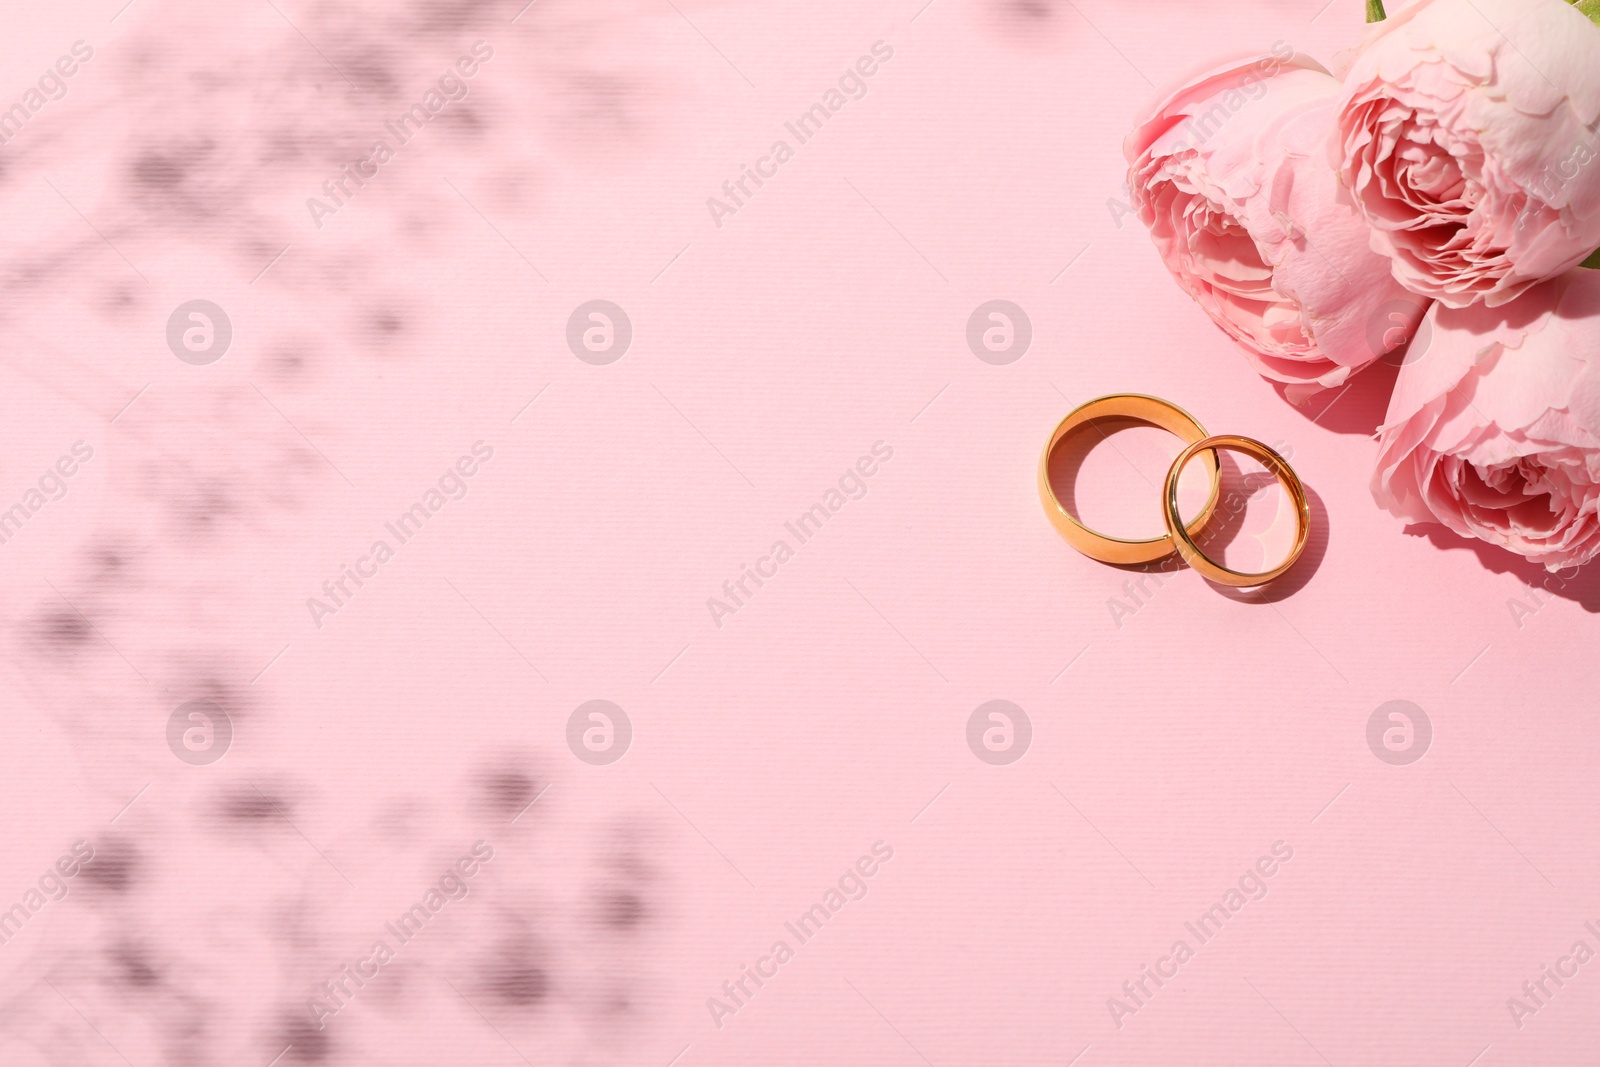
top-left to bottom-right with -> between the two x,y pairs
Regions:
1373,268 -> 1600,570
1127,49 -> 1429,401
1334,0 -> 1600,308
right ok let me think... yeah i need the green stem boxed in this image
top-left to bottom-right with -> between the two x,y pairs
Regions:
1367,0 -> 1386,21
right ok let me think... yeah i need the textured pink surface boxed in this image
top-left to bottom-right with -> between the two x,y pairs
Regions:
2,0 -> 1599,1064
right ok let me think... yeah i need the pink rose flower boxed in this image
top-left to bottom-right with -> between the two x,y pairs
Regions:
1373,269 -> 1600,570
1127,49 -> 1429,401
1334,0 -> 1600,308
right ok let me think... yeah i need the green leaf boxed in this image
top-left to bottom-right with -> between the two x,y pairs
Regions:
1367,0 -> 1386,21
1576,0 -> 1600,25
1581,246 -> 1600,269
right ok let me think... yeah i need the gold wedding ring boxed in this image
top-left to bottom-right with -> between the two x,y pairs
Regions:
1164,435 -> 1309,587
1038,394 -> 1221,565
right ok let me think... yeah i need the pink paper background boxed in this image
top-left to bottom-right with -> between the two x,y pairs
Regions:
1,0 -> 1597,1064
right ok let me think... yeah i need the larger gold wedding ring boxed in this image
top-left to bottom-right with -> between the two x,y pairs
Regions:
1164,435 -> 1309,587
1038,394 -> 1221,565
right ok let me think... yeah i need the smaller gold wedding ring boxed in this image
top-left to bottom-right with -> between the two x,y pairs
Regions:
1163,435 -> 1309,587
1039,394 -> 1221,565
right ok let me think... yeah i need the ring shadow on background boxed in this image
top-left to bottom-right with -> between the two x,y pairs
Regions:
1047,426 -> 1326,603
1200,476 -> 1328,603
